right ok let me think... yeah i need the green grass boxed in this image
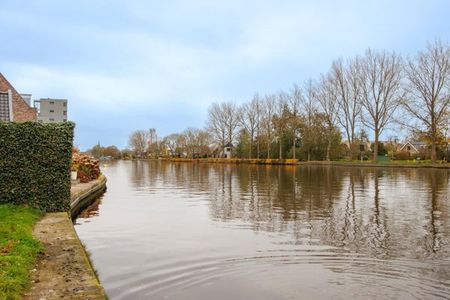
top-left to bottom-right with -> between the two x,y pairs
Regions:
0,204 -> 42,300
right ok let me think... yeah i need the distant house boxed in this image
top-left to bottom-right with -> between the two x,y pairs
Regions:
343,138 -> 371,152
399,141 -> 428,155
0,73 -> 37,122
223,143 -> 233,158
211,142 -> 233,158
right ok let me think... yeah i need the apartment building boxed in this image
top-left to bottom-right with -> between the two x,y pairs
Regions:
35,98 -> 68,123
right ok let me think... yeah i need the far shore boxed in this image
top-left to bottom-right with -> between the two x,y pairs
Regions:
296,160 -> 450,169
120,157 -> 450,169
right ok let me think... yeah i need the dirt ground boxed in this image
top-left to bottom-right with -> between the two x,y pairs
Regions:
23,213 -> 106,300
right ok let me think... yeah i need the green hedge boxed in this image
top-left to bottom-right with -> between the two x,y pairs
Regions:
0,122 -> 74,212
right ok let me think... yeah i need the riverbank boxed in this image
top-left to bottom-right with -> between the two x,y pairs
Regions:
71,175 -> 107,219
23,213 -> 106,299
297,160 -> 450,169
24,176 -> 107,299
158,157 -> 450,169
164,157 -> 299,165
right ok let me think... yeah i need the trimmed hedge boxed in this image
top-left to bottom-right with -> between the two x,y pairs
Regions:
0,122 -> 74,212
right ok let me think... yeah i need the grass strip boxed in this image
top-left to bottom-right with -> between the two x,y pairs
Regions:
0,204 -> 42,300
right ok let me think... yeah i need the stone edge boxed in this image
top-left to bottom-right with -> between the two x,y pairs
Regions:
70,175 -> 107,219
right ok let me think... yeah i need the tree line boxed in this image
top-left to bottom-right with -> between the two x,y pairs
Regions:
126,41 -> 450,163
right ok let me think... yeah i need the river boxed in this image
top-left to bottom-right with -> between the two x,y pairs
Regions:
74,160 -> 450,299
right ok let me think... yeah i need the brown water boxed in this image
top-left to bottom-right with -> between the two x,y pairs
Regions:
74,160 -> 450,300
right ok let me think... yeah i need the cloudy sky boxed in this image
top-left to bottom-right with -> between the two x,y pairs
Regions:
1,0 -> 449,150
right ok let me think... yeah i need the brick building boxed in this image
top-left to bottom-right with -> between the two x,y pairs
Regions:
0,73 -> 37,121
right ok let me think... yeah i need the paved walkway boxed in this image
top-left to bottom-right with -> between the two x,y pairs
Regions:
71,176 -> 106,203
24,178 -> 107,299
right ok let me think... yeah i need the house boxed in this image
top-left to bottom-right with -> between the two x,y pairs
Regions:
398,140 -> 428,155
210,142 -> 233,158
223,143 -> 233,158
0,73 -> 37,122
342,138 -> 372,152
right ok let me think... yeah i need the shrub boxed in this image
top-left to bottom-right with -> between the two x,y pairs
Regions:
72,152 -> 101,182
77,169 -> 91,183
0,122 -> 74,212
394,151 -> 411,160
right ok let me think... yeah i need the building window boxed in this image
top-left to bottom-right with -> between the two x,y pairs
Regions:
63,102 -> 67,107
50,101 -> 54,105
50,110 -> 54,113
0,92 -> 10,121
49,118 -> 54,122
63,111 -> 67,115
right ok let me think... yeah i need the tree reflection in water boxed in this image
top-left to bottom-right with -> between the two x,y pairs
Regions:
127,161 -> 450,261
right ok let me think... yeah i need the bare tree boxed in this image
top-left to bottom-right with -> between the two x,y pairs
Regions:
359,49 -> 403,161
128,130 -> 148,158
163,133 -> 181,157
289,84 -> 303,159
223,102 -> 240,148
148,128 -> 158,157
207,102 -> 227,149
273,92 -> 289,159
331,57 -> 362,158
402,40 -> 450,162
207,102 -> 239,156
182,128 -> 198,158
254,94 -> 262,159
262,94 -> 276,158
196,129 -> 212,157
316,74 -> 339,161
239,95 -> 260,158
301,79 -> 318,161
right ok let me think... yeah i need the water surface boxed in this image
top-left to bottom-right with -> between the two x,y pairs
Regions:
75,161 -> 450,299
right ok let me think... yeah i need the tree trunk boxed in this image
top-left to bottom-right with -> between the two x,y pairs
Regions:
256,138 -> 260,159
279,139 -> 282,159
292,135 -> 296,159
373,130 -> 379,161
431,132 -> 437,163
348,143 -> 353,160
326,139 -> 331,161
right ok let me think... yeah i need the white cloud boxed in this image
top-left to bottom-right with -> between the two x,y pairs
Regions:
1,0 -> 449,149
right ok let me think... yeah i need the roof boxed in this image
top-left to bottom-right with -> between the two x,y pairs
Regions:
0,73 -> 37,121
399,141 -> 427,153
0,73 -> 29,107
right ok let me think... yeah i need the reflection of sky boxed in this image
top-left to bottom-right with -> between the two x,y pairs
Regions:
1,1 -> 450,149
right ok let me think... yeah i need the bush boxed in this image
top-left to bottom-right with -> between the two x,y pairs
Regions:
394,151 -> 411,160
0,122 -> 74,212
72,152 -> 101,183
